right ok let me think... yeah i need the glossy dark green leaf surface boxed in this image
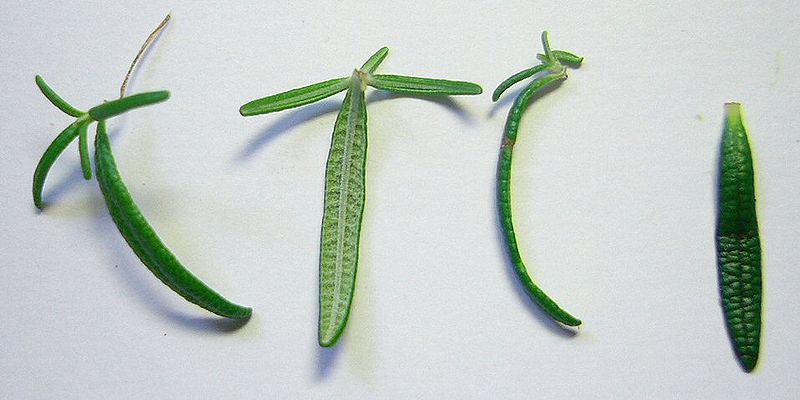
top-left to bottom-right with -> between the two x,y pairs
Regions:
94,121 -> 252,319
32,121 -> 82,209
88,91 -> 170,121
35,75 -> 84,118
716,102 -> 761,372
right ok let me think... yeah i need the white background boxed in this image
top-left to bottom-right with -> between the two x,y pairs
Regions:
1,1 -> 798,398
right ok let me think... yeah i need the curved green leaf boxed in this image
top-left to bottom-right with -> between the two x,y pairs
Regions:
35,75 -> 84,117
319,73 -> 368,347
77,122 -> 92,180
367,74 -> 482,96
94,121 -> 251,319
240,77 -> 350,116
492,64 -> 548,102
88,91 -> 170,121
32,121 -> 82,209
497,73 -> 581,327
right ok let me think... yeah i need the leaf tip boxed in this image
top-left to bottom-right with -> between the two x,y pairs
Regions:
238,103 -> 254,116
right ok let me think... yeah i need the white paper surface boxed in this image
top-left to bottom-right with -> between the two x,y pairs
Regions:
1,1 -> 798,398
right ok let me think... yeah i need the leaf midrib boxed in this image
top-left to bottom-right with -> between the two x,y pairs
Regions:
326,80 -> 363,337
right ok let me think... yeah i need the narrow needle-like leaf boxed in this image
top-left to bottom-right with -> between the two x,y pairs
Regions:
32,121 -> 82,209
498,73 -> 581,327
367,74 -> 482,96
88,91 -> 170,121
77,122 -> 92,180
239,77 -> 350,116
94,121 -> 252,319
360,47 -> 389,74
539,50 -> 584,66
541,31 -> 555,64
492,64 -> 549,102
318,72 -> 368,347
35,75 -> 84,118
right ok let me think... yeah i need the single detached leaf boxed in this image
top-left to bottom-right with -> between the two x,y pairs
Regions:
360,47 -> 389,74
716,102 -> 761,372
318,73 -> 368,347
239,77 -> 350,116
35,75 -> 84,117
367,74 -> 482,96
94,121 -> 252,319
32,121 -> 82,209
492,64 -> 548,102
77,122 -> 92,180
88,91 -> 170,121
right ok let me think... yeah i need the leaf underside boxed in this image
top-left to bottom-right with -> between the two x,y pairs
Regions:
368,74 -> 482,96
94,122 -> 251,319
717,103 -> 761,372
239,77 -> 350,116
318,77 -> 368,347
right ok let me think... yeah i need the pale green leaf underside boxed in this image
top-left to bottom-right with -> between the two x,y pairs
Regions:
240,77 -> 350,116
368,74 -> 482,96
318,75 -> 368,347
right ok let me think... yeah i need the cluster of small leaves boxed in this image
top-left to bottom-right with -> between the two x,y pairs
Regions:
33,76 -> 251,319
241,47 -> 482,346
493,32 -> 584,327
